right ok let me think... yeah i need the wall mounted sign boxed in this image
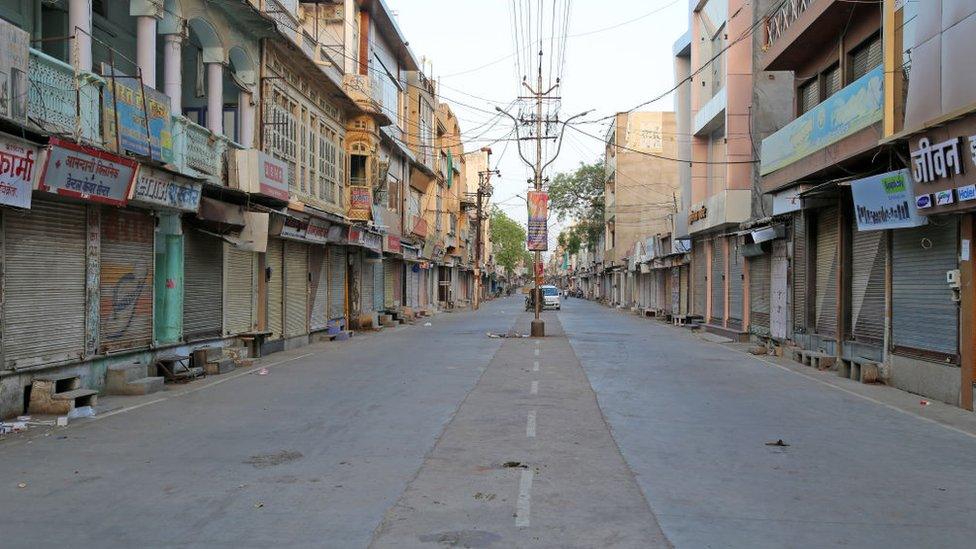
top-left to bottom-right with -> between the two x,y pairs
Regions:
526,190 -> 548,251
306,218 -> 330,243
39,138 -> 138,207
258,152 -> 289,201
348,186 -> 371,221
0,134 -> 36,209
0,18 -> 29,125
688,206 -> 708,224
907,115 -> 976,215
101,65 -> 173,163
131,166 -> 201,211
850,169 -> 927,231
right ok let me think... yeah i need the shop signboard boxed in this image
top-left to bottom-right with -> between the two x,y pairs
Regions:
0,134 -> 36,209
348,186 -> 372,221
39,138 -> 138,207
850,169 -> 928,231
908,116 -> 976,215
102,65 -> 173,163
131,166 -> 202,211
0,18 -> 29,124
527,190 -> 548,251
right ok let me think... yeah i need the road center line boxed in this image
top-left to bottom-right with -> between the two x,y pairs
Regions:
532,360 -> 539,371
526,410 -> 536,438
530,380 -> 538,395
515,469 -> 534,528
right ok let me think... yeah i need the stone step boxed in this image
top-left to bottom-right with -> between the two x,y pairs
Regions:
29,385 -> 97,415
107,362 -> 148,385
116,377 -> 165,396
204,359 -> 236,376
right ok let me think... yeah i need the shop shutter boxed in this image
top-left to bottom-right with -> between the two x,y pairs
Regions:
328,245 -> 346,321
183,228 -> 223,340
267,239 -> 284,339
851,229 -> 885,345
223,243 -> 255,335
309,247 -> 329,332
99,208 -> 154,352
711,240 -> 725,324
815,207 -> 839,337
793,212 -> 808,332
750,252 -> 771,333
361,258 -> 374,312
284,241 -> 308,337
671,267 -> 681,315
393,261 -> 403,307
892,219 -> 958,358
656,271 -> 667,312
680,265 -> 690,316
693,241 -> 707,316
3,200 -> 87,369
728,238 -> 744,329
374,258 -> 385,311
771,240 -> 790,340
384,259 -> 395,308
420,268 -> 428,306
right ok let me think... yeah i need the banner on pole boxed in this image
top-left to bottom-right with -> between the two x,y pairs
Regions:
527,190 -> 548,251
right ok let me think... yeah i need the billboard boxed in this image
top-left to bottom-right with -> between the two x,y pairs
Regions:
527,190 -> 548,251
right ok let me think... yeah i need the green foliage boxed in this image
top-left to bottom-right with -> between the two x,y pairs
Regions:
548,159 -> 605,250
490,207 -> 529,276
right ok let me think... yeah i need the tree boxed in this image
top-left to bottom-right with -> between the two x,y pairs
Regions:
548,159 -> 605,250
490,207 -> 529,276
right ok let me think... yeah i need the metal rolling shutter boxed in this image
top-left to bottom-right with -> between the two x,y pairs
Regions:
384,259 -> 395,308
223,243 -> 255,335
851,229 -> 885,345
183,229 -> 223,340
3,200 -> 87,369
711,240 -> 725,324
793,212 -> 808,332
750,252 -> 771,333
693,241 -> 707,316
309,247 -> 329,332
328,246 -> 346,321
393,261 -> 403,307
361,258 -> 374,312
656,271 -> 667,312
680,265 -> 689,315
671,268 -> 680,315
420,268 -> 428,306
771,240 -> 790,340
410,266 -> 420,307
284,241 -> 308,337
374,258 -> 385,311
892,219 -> 958,358
267,239 -> 284,339
728,238 -> 744,328
815,207 -> 839,337
99,208 -> 154,352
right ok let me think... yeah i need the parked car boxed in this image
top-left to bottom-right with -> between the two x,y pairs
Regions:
541,285 -> 561,310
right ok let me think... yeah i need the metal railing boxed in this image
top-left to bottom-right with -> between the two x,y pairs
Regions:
171,116 -> 232,181
764,0 -> 815,49
28,48 -> 102,145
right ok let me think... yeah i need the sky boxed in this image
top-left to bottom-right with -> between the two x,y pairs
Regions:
386,0 -> 689,251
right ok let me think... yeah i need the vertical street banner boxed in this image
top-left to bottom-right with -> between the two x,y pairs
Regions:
527,190 -> 548,251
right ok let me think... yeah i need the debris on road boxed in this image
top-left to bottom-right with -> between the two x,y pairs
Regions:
17,482 -> 27,489
424,322 -> 432,327
765,439 -> 790,447
257,368 -> 269,376
67,406 -> 95,420
920,400 -> 930,407
502,461 -> 528,469
486,331 -> 528,338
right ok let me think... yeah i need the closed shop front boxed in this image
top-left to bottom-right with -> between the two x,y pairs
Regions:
284,241 -> 308,337
693,240 -> 706,316
656,270 -> 667,313
406,264 -> 419,308
99,208 -> 154,352
384,258 -> 396,309
814,206 -> 839,337
793,212 -> 808,333
183,228 -> 223,340
892,219 -> 959,361
2,199 -> 87,369
850,229 -> 885,346
771,239 -> 790,340
309,247 -> 329,332
223,243 -> 257,335
679,265 -> 689,316
727,238 -> 744,329
328,245 -> 346,322
267,239 -> 284,339
361,256 -> 375,313
373,257 -> 385,312
749,252 -> 771,335
710,239 -> 725,324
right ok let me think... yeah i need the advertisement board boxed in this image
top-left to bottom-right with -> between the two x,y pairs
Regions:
850,169 -> 927,231
527,190 -> 548,251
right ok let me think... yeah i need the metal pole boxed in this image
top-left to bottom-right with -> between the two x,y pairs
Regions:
475,173 -> 483,311
534,49 -> 543,324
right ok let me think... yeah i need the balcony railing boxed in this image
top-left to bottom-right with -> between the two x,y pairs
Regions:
28,48 -> 102,146
764,0 -> 815,49
171,116 -> 235,182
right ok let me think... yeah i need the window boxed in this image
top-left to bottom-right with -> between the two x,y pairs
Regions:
419,98 -> 433,167
822,63 -> 841,98
849,33 -> 882,82
798,79 -> 820,115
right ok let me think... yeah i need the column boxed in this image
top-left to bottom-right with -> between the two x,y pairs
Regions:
238,90 -> 254,148
68,0 -> 93,72
206,62 -> 223,135
136,15 -> 157,88
162,34 -> 182,113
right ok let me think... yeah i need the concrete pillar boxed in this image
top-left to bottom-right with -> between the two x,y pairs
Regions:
162,34 -> 182,113
136,15 -> 157,88
69,0 -> 93,71
206,62 -> 223,135
238,89 -> 254,147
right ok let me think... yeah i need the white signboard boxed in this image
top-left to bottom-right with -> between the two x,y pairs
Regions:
0,134 -> 36,209
850,169 -> 928,231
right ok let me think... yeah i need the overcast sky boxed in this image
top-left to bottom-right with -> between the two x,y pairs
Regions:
387,0 -> 689,249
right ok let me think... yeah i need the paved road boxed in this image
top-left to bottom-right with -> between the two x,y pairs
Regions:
2,295 -> 976,548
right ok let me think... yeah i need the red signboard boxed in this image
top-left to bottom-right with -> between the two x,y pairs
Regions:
39,138 -> 138,207
258,152 -> 289,201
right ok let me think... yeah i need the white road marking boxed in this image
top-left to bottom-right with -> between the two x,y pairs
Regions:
534,348 -> 540,357
535,340 -> 540,347
532,360 -> 539,372
526,410 -> 536,438
530,380 -> 538,395
516,469 -> 534,528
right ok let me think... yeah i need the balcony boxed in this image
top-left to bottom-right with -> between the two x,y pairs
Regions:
171,117 -> 237,184
342,74 -> 393,126
762,0 -> 860,72
764,0 -> 815,50
760,65 -> 883,188
28,49 -> 102,146
693,86 -> 726,136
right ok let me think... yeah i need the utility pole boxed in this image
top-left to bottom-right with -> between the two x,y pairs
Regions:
474,147 -> 497,311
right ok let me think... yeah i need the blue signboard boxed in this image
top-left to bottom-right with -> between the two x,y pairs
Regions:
102,65 -> 174,163
850,169 -> 928,231
761,65 -> 883,175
